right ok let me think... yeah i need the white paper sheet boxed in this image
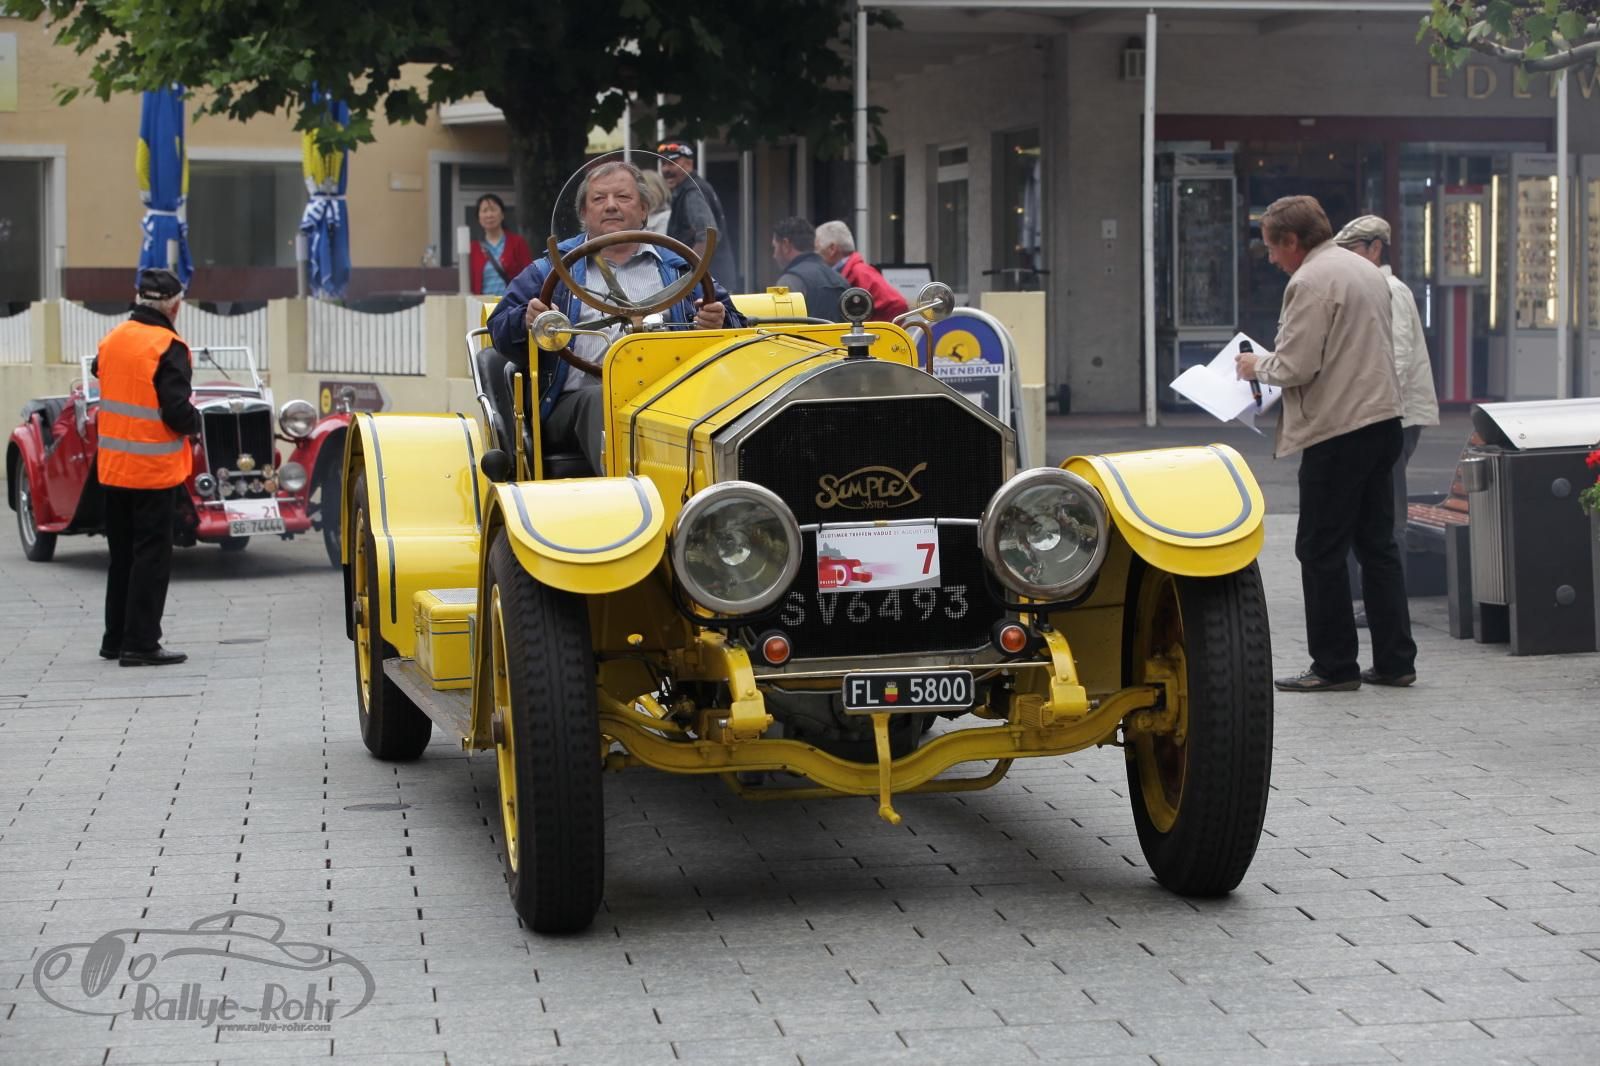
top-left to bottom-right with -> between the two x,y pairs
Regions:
1168,332 -> 1283,433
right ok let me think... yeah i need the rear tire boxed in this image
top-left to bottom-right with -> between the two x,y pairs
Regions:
15,466 -> 57,562
350,471 -> 432,761
219,536 -> 249,552
319,461 -> 343,568
486,533 -> 604,933
1125,562 -> 1273,897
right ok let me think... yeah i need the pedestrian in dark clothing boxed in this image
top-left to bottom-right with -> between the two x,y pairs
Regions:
93,267 -> 197,666
1235,195 -> 1417,693
657,141 -> 741,292
771,216 -> 850,322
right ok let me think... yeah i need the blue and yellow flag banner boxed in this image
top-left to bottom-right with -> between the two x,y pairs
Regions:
136,85 -> 193,288
299,90 -> 351,300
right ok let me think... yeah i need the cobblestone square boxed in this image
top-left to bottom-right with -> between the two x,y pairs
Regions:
3,442 -> 1598,1064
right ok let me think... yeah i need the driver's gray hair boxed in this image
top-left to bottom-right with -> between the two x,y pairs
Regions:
815,220 -> 855,254
575,160 -> 649,219
136,294 -> 182,316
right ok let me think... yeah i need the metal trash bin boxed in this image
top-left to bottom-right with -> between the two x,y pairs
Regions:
1461,398 -> 1600,656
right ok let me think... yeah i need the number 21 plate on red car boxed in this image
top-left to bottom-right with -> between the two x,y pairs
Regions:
224,498 -> 286,537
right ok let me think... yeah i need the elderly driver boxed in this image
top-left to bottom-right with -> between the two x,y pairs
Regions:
486,160 -> 741,476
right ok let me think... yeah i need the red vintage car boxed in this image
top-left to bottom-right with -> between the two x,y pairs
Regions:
7,346 -> 350,565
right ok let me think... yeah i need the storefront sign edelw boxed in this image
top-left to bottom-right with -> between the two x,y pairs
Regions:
1430,63 -> 1600,102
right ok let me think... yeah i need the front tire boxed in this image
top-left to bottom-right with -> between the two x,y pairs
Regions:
486,533 -> 604,933
1125,562 -> 1273,897
350,471 -> 432,760
218,535 -> 249,552
15,466 -> 57,562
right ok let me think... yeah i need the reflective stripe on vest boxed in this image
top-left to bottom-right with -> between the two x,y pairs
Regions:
99,398 -> 165,422
96,319 -> 192,489
102,436 -> 188,455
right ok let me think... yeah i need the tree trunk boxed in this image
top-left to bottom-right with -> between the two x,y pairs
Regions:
503,111 -> 593,251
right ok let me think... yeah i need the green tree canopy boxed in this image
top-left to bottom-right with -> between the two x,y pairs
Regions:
7,0 -> 890,239
1421,1 -> 1600,73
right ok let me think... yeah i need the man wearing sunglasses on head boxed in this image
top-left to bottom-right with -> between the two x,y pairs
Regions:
657,141 -> 742,293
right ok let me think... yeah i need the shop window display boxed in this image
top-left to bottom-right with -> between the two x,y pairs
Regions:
1515,175 -> 1561,331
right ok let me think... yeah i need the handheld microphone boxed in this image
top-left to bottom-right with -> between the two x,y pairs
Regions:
1240,339 -> 1262,409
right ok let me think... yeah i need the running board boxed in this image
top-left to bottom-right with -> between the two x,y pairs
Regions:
383,658 -> 476,749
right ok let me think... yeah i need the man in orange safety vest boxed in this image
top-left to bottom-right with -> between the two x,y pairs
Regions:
93,267 -> 199,666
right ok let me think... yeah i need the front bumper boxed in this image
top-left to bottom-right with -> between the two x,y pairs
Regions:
191,497 -> 313,541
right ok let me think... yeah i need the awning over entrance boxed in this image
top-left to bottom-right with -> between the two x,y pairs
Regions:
856,1 -> 1578,417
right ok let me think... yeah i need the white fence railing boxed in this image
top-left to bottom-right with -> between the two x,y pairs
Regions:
309,300 -> 426,375
0,310 -> 32,365
59,303 -> 124,363
58,302 -> 265,370
183,305 -> 268,368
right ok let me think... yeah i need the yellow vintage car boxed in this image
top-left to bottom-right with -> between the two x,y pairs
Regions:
339,213 -> 1272,935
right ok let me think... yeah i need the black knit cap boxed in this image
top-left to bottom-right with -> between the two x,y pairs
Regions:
136,267 -> 184,300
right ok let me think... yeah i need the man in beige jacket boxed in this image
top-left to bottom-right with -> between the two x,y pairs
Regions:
1237,195 -> 1418,692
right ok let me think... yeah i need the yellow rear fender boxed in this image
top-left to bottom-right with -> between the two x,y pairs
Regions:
492,476 -> 667,595
730,287 -> 809,319
1065,444 -> 1264,578
342,412 -> 486,655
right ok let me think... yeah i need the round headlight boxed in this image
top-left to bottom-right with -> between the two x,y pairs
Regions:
278,399 -> 316,440
980,468 -> 1109,600
193,472 -> 217,498
278,461 -> 308,493
671,482 -> 802,615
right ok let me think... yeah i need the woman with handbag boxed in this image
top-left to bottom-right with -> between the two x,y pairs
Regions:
469,194 -> 533,297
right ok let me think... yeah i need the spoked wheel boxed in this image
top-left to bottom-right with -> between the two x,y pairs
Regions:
1124,561 -> 1273,896
486,533 -> 604,933
350,471 -> 432,760
319,461 -> 343,568
15,466 -> 57,562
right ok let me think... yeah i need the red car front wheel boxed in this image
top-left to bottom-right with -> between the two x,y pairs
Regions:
15,466 -> 57,562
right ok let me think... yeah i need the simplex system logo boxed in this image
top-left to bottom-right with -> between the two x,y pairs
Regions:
32,910 -> 375,1030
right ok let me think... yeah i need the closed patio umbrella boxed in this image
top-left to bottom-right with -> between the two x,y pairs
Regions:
298,91 -> 351,300
136,85 -> 192,286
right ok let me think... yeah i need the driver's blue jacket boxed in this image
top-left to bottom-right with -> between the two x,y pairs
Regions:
486,233 -> 744,418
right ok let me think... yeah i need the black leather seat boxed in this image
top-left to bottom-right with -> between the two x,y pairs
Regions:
475,345 -> 593,479
474,347 -> 513,451
24,397 -> 72,455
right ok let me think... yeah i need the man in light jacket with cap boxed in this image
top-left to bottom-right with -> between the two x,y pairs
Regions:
1333,214 -> 1441,601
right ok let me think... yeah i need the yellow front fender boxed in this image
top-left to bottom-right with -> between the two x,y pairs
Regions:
1066,444 -> 1264,577
495,476 -> 667,594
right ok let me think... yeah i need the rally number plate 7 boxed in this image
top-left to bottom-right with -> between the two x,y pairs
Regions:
841,670 -> 975,715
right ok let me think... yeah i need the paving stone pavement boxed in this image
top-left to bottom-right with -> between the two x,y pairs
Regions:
2,506 -> 1598,1066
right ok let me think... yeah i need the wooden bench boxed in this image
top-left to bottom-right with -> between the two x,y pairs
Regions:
1401,433 -> 1481,638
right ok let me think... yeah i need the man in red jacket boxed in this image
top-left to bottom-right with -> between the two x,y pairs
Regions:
815,220 -> 909,319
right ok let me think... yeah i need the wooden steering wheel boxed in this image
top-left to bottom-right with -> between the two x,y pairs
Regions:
537,228 -> 718,377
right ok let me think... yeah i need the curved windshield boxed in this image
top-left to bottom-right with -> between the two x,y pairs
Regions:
547,150 -> 695,251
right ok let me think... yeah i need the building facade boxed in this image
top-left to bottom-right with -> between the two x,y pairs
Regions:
5,5 -> 1600,407
865,2 -> 1600,409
